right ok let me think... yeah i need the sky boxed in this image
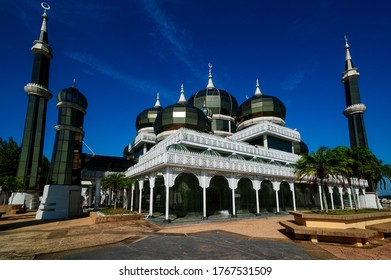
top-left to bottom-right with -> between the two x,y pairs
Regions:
0,0 -> 390,194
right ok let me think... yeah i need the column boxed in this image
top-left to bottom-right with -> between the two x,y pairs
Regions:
148,176 -> 156,218
165,183 -> 170,222
130,183 -> 135,211
138,180 -> 144,213
228,176 -> 237,217
94,178 -> 101,211
328,187 -> 335,210
318,185 -> 324,210
347,188 -> 353,208
273,181 -> 280,213
338,187 -> 344,209
355,188 -> 361,209
254,179 -> 261,215
199,171 -> 210,220
289,182 -> 296,211
263,135 -> 268,148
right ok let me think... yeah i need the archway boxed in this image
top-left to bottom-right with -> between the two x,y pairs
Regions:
278,181 -> 293,211
259,180 -> 275,212
171,173 -> 202,217
207,175 -> 231,216
294,183 -> 315,210
149,176 -> 165,214
236,178 -> 256,214
332,187 -> 341,209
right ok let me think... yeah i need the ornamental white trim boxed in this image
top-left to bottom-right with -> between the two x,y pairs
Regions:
24,83 -> 52,100
128,131 -> 156,152
343,103 -> 367,116
126,148 -> 295,181
229,121 -> 301,142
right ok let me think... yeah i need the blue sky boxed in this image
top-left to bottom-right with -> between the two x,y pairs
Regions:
1,0 -> 390,194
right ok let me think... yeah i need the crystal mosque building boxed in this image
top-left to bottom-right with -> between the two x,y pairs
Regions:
11,4 -> 371,220
124,65 -> 326,222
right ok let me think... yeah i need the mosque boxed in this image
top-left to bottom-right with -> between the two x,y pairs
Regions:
123,57 -> 367,222
12,3 -> 370,220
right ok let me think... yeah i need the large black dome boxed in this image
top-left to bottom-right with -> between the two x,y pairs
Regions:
236,81 -> 286,130
188,88 -> 238,117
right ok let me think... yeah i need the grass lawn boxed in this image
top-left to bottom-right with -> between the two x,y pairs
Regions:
98,208 -> 136,215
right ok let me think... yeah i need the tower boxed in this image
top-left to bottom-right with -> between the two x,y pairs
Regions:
36,83 -> 88,219
47,83 -> 88,185
342,37 -> 368,148
17,3 -> 53,191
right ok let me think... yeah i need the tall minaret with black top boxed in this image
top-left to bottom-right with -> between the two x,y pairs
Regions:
17,3 -> 53,193
342,37 -> 368,148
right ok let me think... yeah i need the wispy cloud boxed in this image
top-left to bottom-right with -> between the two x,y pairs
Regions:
66,51 -> 158,95
141,0 -> 202,77
282,71 -> 306,90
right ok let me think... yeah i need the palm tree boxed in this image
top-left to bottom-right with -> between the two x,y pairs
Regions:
353,147 -> 391,209
101,173 -> 126,209
294,146 -> 337,212
330,146 -> 359,209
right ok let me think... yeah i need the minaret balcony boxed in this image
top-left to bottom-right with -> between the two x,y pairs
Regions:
24,83 -> 52,100
342,67 -> 360,81
343,103 -> 367,116
31,40 -> 53,58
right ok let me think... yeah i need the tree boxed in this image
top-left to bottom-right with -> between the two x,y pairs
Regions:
330,146 -> 359,209
0,176 -> 24,204
294,146 -> 337,212
352,147 -> 391,209
101,173 -> 127,209
0,137 -> 20,178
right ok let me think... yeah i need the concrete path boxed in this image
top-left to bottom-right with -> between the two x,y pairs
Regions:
1,212 -> 390,260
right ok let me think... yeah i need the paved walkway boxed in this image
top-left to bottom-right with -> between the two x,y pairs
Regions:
0,212 -> 390,260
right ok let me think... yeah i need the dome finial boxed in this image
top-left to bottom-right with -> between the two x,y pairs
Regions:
154,92 -> 161,107
206,63 -> 215,89
254,79 -> 262,96
178,84 -> 187,104
41,2 -> 50,17
72,79 -> 76,88
344,35 -> 349,48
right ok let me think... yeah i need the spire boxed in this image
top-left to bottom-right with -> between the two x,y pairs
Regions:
178,84 -> 187,104
72,79 -> 76,88
154,92 -> 161,107
39,2 -> 50,43
344,36 -> 355,71
254,79 -> 262,96
206,63 -> 215,89
342,36 -> 359,82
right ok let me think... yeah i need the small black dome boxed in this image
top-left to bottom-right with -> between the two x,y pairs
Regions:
154,85 -> 211,139
236,81 -> 285,129
136,105 -> 163,132
58,86 -> 88,109
294,141 -> 309,156
154,103 -> 211,136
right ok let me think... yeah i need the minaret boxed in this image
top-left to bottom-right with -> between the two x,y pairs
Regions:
17,3 -> 53,191
342,37 -> 368,148
36,82 -> 88,220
